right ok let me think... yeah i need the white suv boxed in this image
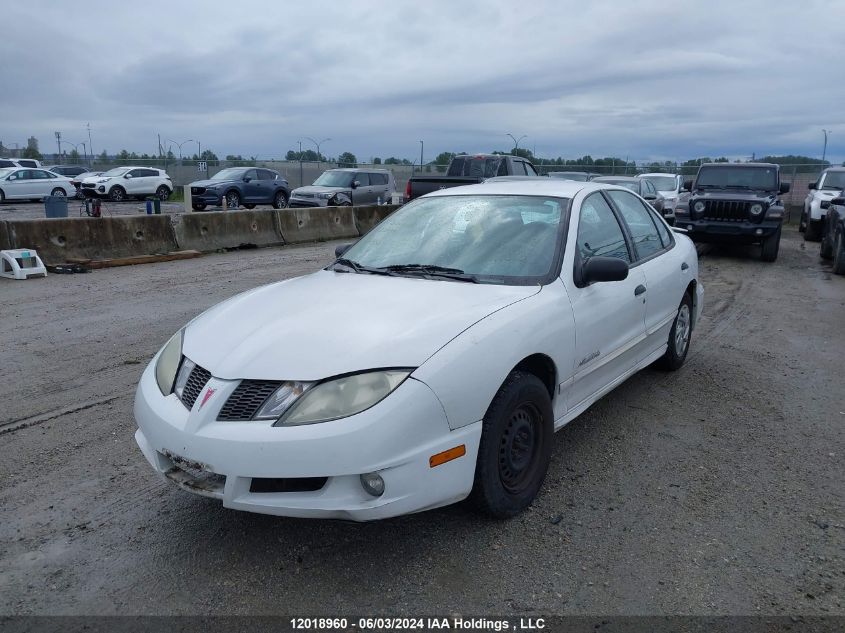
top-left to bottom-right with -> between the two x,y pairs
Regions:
80,166 -> 173,201
803,167 -> 845,241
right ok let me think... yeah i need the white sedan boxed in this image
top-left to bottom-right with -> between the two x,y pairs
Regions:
0,167 -> 76,202
134,180 -> 703,521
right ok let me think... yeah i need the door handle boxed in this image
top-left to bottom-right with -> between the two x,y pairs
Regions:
681,262 -> 689,271
634,285 -> 647,296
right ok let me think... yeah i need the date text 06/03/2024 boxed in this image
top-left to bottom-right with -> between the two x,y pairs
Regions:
289,617 -> 546,631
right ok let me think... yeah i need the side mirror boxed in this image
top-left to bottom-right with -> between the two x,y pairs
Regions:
643,192 -> 657,200
683,179 -> 693,191
335,243 -> 352,258
351,180 -> 360,189
808,182 -> 817,190
243,177 -> 252,183
124,174 -> 132,179
831,197 -> 845,205
779,182 -> 791,194
582,256 -> 629,284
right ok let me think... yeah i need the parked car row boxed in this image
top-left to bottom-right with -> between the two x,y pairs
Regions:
0,166 -> 77,202
0,157 -> 43,169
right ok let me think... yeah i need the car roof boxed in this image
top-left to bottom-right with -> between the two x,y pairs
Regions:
325,167 -> 390,173
638,172 -> 678,177
823,167 -> 845,173
423,179 -> 629,199
700,162 -> 778,168
592,176 -> 638,182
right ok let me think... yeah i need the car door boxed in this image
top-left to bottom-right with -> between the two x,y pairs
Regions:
3,170 -> 32,198
562,191 -> 648,409
606,189 -> 684,355
369,172 -> 390,203
30,169 -> 56,197
122,169 -> 143,196
256,169 -> 277,203
351,172 -> 373,205
241,169 -> 262,202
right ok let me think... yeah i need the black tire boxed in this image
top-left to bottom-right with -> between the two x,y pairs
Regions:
833,231 -> 845,276
820,228 -> 834,260
192,203 -> 207,212
470,371 -> 553,518
109,186 -> 126,202
0,189 -> 4,203
50,187 -> 66,198
804,219 -> 822,242
156,185 -> 171,201
225,190 -> 240,209
799,208 -> 807,233
273,191 -> 289,209
761,225 -> 781,262
243,203 -> 256,209
75,187 -> 84,200
656,292 -> 693,371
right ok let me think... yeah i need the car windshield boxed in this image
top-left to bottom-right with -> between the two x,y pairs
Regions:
313,171 -> 354,187
0,168 -> 13,178
337,195 -> 567,284
102,168 -> 130,177
549,172 -> 589,181
821,171 -> 845,189
643,175 -> 678,192
696,166 -> 777,189
595,179 -> 639,192
447,157 -> 504,178
211,168 -> 247,181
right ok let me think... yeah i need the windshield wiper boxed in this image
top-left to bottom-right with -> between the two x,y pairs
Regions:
333,258 -> 397,276
381,263 -> 479,283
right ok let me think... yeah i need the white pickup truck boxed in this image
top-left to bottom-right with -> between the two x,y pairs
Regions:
803,167 -> 845,241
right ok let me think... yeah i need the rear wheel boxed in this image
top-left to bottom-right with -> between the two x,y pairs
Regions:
820,225 -> 834,260
225,190 -> 240,209
192,203 -> 207,211
273,191 -> 289,209
470,371 -> 553,518
50,187 -> 66,198
761,226 -> 781,262
109,186 -> 126,202
656,293 -> 693,371
156,185 -> 171,201
0,189 -> 4,203
833,231 -> 845,275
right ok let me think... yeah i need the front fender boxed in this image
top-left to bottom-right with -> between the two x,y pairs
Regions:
413,282 -> 575,430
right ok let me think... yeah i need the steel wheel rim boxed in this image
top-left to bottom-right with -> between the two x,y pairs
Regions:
499,403 -> 541,494
675,304 -> 691,356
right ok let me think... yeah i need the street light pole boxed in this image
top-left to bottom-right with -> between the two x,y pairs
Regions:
505,133 -> 527,154
167,138 -> 194,161
298,140 -> 304,187
822,129 -> 831,164
305,137 -> 331,164
419,140 -> 424,172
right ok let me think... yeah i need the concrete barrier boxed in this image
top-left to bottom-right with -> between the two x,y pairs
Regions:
172,210 -> 284,252
0,221 -> 10,251
353,204 -> 400,236
4,216 -> 178,265
277,206 -> 360,244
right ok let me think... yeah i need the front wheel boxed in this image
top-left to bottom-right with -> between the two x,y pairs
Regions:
273,191 -> 289,209
156,185 -> 171,201
109,186 -> 126,202
804,219 -> 822,241
761,226 -> 781,262
192,203 -> 207,211
470,371 -> 553,518
50,188 -> 66,198
833,231 -> 845,275
820,228 -> 834,260
225,190 -> 240,209
656,293 -> 693,371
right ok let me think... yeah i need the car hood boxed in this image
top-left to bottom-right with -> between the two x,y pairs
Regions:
292,185 -> 349,195
692,190 -> 778,201
82,175 -> 115,183
189,178 -> 237,188
182,270 -> 539,381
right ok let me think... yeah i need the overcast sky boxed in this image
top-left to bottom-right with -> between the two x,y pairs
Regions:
1,0 -> 843,164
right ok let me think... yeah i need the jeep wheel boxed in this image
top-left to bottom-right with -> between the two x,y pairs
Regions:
761,226 -> 781,262
109,186 -> 126,202
470,371 -> 553,518
804,219 -> 822,242
833,231 -> 845,276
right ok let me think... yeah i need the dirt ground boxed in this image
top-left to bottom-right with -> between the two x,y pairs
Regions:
0,228 -> 842,616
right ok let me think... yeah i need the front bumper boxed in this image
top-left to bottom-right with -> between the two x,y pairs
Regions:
288,197 -> 327,208
191,191 -> 223,206
133,360 -> 480,521
675,218 -> 780,243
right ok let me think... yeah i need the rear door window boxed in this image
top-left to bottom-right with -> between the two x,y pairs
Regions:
370,173 -> 388,185
258,169 -> 276,180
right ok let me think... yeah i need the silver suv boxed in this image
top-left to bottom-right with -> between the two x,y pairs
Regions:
290,168 -> 395,207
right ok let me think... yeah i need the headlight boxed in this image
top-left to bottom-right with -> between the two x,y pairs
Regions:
750,203 -> 764,215
693,201 -> 705,213
97,178 -> 109,183
317,192 -> 334,199
272,369 -> 412,426
155,330 -> 183,396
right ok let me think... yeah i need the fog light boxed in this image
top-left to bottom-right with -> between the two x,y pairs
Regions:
360,472 -> 385,497
756,228 -> 763,235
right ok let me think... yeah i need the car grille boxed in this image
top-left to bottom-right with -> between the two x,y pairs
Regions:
180,363 -> 212,409
218,380 -> 281,421
295,193 -> 314,198
191,186 -> 206,195
81,183 -> 96,189
700,199 -> 751,221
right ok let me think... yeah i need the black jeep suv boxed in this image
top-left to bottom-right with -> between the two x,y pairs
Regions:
674,163 -> 790,262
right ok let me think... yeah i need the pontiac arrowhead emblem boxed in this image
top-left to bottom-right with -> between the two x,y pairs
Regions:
199,387 -> 216,409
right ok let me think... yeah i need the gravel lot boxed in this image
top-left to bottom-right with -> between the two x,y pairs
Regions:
0,199 -> 187,221
0,228 -> 842,616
